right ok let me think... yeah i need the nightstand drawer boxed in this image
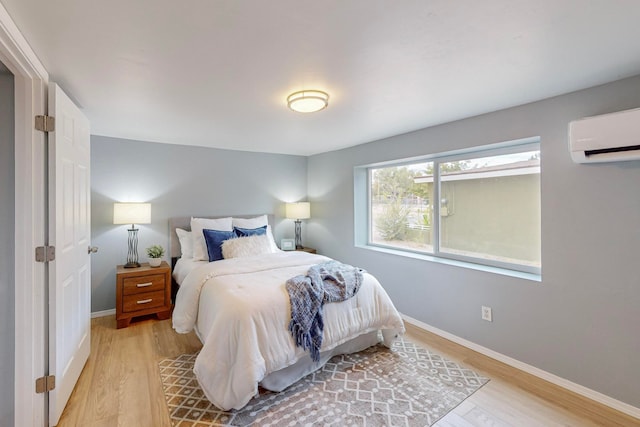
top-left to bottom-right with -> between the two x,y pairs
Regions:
122,274 -> 166,295
122,291 -> 165,313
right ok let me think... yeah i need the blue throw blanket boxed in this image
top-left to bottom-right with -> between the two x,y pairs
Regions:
286,261 -> 364,362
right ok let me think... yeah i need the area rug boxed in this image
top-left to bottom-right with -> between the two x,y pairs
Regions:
159,338 -> 489,427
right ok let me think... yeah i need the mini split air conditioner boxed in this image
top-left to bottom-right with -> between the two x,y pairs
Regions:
568,107 -> 640,163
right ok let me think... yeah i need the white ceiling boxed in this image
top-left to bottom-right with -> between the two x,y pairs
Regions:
3,0 -> 640,156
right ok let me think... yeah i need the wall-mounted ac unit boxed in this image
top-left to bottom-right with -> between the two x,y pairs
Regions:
569,107 -> 640,163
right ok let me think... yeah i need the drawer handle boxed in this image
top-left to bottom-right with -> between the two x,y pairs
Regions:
136,282 -> 153,288
136,299 -> 153,304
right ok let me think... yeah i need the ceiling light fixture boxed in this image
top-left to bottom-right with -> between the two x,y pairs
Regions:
287,90 -> 329,113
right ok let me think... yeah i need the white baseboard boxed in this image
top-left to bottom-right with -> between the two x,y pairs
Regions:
91,308 -> 115,318
401,313 -> 640,420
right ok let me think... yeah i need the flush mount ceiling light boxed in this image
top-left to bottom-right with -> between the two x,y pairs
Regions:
287,90 -> 329,113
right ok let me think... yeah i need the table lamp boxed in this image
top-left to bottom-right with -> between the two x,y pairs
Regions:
113,202 -> 151,268
286,202 -> 311,250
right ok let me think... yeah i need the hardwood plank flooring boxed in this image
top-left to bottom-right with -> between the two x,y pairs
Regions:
405,323 -> 639,427
56,316 -> 639,426
56,315 -> 202,427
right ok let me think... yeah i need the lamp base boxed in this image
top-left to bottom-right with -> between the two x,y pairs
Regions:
123,262 -> 141,269
294,220 -> 303,250
125,227 -> 141,269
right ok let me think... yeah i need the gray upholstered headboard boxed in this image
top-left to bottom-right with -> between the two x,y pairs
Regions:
168,214 -> 275,259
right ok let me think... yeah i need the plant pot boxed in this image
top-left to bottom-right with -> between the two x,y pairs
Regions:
148,258 -> 162,267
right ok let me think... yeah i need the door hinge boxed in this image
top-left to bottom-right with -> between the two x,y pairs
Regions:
35,115 -> 55,132
35,375 -> 56,393
35,246 -> 56,263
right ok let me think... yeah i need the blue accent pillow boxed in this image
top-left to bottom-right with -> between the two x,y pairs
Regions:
203,229 -> 235,262
233,225 -> 267,237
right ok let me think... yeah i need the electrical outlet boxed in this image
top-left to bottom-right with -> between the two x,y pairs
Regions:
481,306 -> 492,322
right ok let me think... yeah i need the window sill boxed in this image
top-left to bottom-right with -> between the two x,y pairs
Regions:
355,244 -> 541,282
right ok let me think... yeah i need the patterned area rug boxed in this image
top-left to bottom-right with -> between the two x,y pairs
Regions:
159,338 -> 489,427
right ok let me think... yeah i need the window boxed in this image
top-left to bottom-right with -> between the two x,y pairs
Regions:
365,139 -> 540,274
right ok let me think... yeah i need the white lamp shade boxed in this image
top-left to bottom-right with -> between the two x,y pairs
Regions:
286,202 -> 311,220
113,203 -> 151,225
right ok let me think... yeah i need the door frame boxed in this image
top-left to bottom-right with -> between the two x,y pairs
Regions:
0,3 -> 49,426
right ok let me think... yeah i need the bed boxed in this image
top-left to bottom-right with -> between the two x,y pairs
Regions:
170,215 -> 405,411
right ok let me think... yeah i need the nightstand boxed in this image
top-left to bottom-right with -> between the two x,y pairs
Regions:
116,261 -> 171,329
296,247 -> 317,254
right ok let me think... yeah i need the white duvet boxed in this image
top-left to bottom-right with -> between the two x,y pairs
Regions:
172,251 -> 405,410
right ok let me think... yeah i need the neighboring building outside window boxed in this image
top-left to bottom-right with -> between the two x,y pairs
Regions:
367,141 -> 541,274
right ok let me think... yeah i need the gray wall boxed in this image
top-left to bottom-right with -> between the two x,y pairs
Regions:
0,66 -> 15,426
307,75 -> 640,408
91,136 -> 307,312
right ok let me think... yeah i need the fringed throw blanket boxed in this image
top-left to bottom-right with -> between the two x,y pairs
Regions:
286,261 -> 364,362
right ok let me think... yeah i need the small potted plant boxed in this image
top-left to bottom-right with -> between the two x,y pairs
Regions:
146,244 -> 165,267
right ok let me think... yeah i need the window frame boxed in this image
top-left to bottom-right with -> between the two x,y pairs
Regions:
359,137 -> 541,276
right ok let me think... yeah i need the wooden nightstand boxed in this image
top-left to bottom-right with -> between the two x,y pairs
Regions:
296,247 -> 317,254
116,261 -> 171,329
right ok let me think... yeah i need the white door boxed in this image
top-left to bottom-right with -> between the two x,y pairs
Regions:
48,82 -> 92,425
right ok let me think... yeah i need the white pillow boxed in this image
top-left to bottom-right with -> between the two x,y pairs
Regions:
191,217 -> 233,261
221,235 -> 272,259
175,228 -> 193,259
232,215 -> 280,253
232,215 -> 268,229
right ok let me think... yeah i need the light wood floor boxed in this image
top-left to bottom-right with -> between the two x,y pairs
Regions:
57,315 -> 639,427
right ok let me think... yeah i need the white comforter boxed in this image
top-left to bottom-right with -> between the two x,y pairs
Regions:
172,251 -> 405,410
